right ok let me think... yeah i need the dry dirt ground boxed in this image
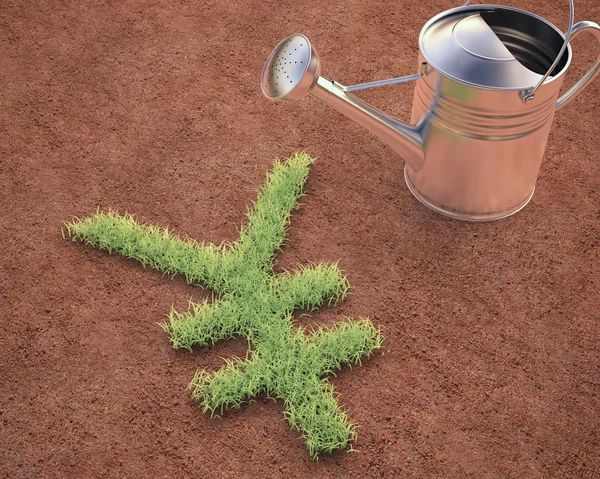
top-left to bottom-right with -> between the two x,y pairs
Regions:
1,0 -> 599,477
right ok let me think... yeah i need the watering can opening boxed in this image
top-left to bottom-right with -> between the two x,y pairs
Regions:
418,5 -> 575,91
479,9 -> 570,77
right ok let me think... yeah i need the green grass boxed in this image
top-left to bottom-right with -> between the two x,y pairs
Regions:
65,152 -> 382,458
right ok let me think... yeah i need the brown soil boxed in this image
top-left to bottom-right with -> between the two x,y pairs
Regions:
1,1 -> 599,477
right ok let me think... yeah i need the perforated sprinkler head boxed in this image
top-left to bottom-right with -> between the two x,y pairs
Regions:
261,34 -> 321,102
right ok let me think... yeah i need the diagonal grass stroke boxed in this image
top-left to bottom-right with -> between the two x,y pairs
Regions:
65,152 -> 382,457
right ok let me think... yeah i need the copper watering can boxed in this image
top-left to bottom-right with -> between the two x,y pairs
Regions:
261,0 -> 600,221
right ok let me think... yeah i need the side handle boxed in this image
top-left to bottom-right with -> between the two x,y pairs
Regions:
556,21 -> 600,110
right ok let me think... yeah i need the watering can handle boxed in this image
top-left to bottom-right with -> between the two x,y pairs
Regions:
464,0 -> 576,103
555,21 -> 600,110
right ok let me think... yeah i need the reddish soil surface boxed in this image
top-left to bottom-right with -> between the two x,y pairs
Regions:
1,0 -> 599,477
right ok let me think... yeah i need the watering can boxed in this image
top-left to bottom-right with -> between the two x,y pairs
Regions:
261,0 -> 600,221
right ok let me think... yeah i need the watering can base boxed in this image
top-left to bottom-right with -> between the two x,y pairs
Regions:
404,165 -> 535,222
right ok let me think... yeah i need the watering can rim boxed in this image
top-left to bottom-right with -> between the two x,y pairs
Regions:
419,4 -> 574,92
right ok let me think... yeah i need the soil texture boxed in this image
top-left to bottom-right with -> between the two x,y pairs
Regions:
1,0 -> 599,477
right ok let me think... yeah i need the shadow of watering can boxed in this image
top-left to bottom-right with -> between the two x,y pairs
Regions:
261,0 -> 600,221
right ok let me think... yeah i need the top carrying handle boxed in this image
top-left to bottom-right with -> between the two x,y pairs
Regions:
464,0 -> 575,103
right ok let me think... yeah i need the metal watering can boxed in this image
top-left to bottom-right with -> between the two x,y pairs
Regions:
261,0 -> 600,221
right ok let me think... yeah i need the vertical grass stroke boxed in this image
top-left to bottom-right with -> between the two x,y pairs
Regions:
66,152 -> 382,457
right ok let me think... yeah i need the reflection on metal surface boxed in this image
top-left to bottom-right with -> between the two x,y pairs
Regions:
404,165 -> 536,221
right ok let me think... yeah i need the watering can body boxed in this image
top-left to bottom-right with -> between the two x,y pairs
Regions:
406,51 -> 564,221
404,5 -> 598,220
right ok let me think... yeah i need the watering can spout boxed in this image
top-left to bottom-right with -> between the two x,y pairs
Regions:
261,34 -> 427,172
309,77 -> 427,172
